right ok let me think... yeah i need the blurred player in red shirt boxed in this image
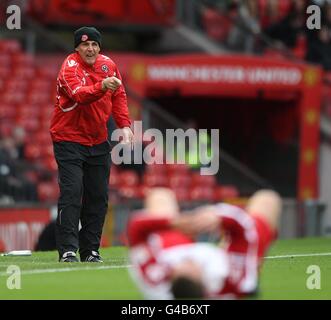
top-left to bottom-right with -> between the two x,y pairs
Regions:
127,188 -> 282,299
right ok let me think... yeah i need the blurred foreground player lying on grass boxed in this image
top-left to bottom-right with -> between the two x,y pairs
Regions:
127,188 -> 282,299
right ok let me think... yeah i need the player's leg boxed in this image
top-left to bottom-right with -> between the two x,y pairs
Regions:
245,189 -> 282,233
245,189 -> 282,259
53,142 -> 84,261
144,187 -> 179,218
79,153 -> 111,262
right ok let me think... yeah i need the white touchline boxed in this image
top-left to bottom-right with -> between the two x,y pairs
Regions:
0,264 -> 132,276
0,252 -> 330,276
265,252 -> 331,259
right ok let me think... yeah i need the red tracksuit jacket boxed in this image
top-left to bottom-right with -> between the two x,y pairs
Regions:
50,52 -> 131,146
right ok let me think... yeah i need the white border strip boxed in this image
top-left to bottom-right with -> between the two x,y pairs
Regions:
0,264 -> 132,276
265,252 -> 331,259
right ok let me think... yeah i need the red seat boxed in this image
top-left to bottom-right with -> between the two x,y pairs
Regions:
172,187 -> 190,202
189,186 -> 214,202
5,79 -> 29,92
12,53 -> 34,66
191,172 -> 216,187
12,66 -> 35,79
263,49 -> 286,60
202,8 -> 232,41
42,156 -> 58,172
0,66 -> 10,78
2,91 -> 25,104
213,186 -> 240,201
109,172 -> 119,188
38,117 -> 51,131
292,35 -> 307,60
16,117 -> 40,132
30,132 -> 51,146
29,79 -> 52,92
165,163 -> 189,175
168,173 -> 191,189
24,170 -> 39,184
37,181 -> 59,202
143,173 -> 168,187
277,0 -> 291,19
118,185 -> 142,199
0,239 -> 6,253
0,39 -> 21,53
41,144 -> 54,158
24,144 -> 42,161
40,105 -> 54,120
0,54 -> 11,66
110,164 -> 119,174
0,121 -> 14,137
0,105 -> 16,120
27,91 -> 51,104
36,65 -> 60,80
119,170 -> 139,187
17,105 -> 41,118
145,163 -> 167,175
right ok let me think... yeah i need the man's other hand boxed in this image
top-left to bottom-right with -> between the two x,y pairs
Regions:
119,127 -> 134,145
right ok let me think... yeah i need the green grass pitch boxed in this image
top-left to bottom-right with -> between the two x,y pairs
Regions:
0,237 -> 330,300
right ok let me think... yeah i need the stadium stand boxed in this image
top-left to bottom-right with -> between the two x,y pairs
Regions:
27,0 -> 176,27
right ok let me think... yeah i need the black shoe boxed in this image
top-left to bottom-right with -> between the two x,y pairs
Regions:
83,251 -> 103,263
59,251 -> 79,262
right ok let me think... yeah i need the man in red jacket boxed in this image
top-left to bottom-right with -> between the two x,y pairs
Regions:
50,26 -> 133,262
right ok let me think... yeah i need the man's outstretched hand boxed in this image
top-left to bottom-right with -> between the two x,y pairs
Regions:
102,76 -> 122,92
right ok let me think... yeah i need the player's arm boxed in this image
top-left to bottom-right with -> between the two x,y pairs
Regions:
172,206 -> 221,235
110,67 -> 131,128
127,214 -> 172,246
176,204 -> 249,237
208,203 -> 255,238
59,60 -> 105,104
